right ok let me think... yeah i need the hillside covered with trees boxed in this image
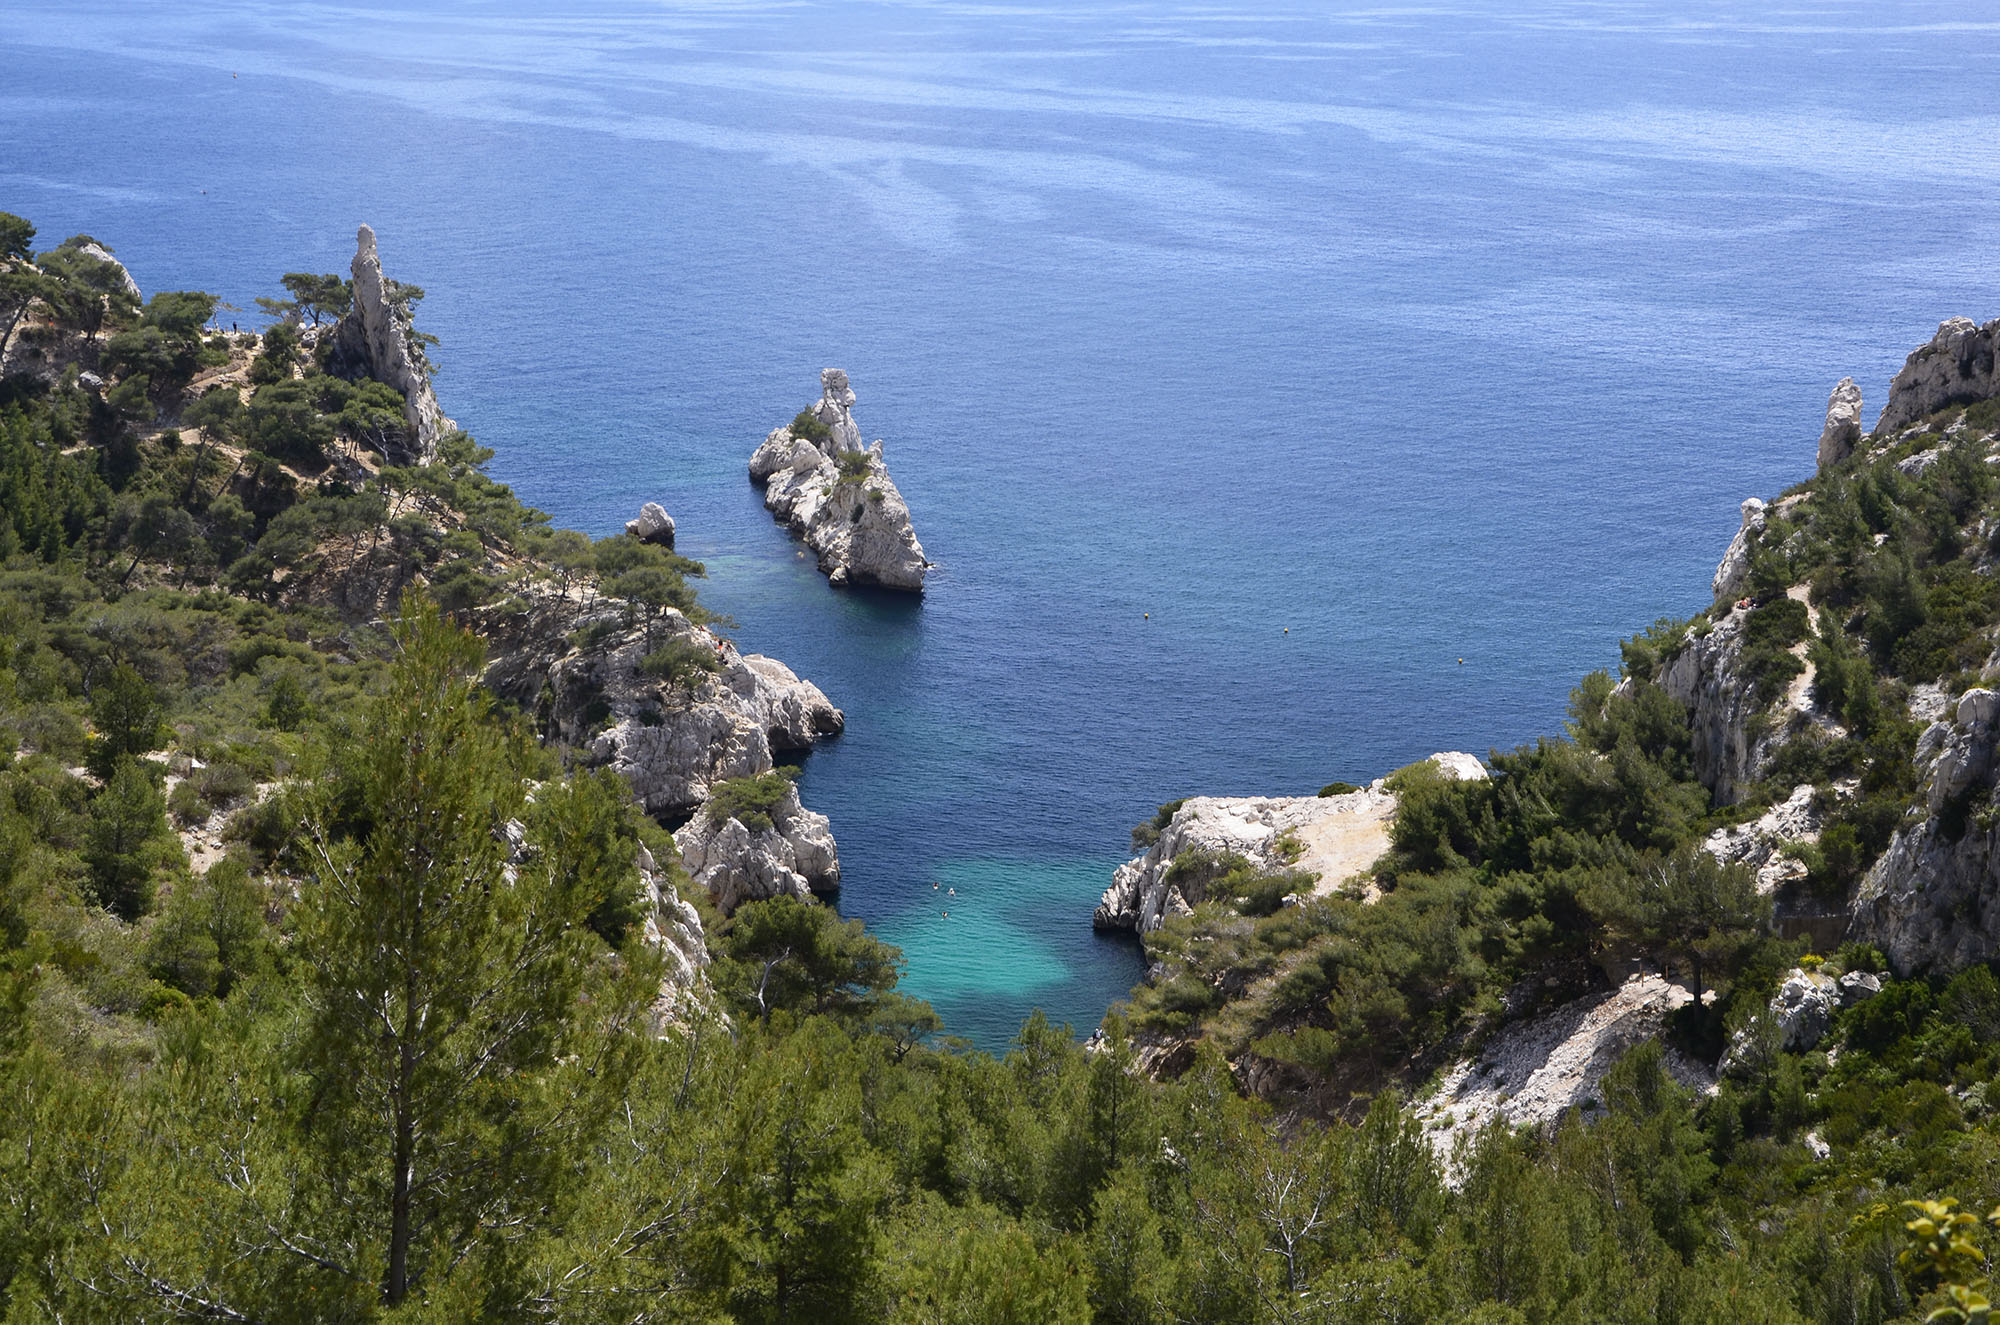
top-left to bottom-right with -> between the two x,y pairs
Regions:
2,212 -> 1998,1323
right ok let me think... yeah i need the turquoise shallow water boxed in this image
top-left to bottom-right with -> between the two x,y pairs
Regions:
6,1 -> 2000,1047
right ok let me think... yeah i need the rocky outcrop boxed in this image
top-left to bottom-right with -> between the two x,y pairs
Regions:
1094,754 -> 1487,934
625,502 -> 676,547
1702,783 -> 1820,894
749,369 -> 928,591
1414,974 -> 1712,1172
1851,689 -> 2000,973
638,844 -> 711,1025
327,224 -> 453,465
479,593 -> 843,819
1711,497 -> 1767,603
1874,317 -> 2000,436
73,242 -> 141,301
1659,607 -> 1797,806
673,779 -> 839,914
1817,378 -> 1863,471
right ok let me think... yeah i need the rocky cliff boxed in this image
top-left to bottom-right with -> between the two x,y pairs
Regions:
673,779 -> 840,913
1874,316 -> 2000,435
1093,753 -> 1487,935
326,224 -> 454,464
478,591 -> 844,821
749,369 -> 928,591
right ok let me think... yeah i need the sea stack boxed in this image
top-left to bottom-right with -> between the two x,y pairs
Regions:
748,369 -> 928,591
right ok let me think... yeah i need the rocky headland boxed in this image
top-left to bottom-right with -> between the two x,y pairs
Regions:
749,368 -> 928,590
1100,312 -> 2000,1149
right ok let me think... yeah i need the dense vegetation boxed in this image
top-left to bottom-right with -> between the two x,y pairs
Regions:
4,210 -> 2000,1321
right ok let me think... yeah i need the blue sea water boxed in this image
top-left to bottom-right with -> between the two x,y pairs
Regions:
6,1 -> 2000,1048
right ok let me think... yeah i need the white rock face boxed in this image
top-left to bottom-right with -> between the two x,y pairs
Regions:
1702,783 -> 1820,894
1851,690 -> 2000,973
626,501 -> 676,547
1416,975 -> 1712,1172
517,606 -> 843,817
673,780 -> 839,914
74,242 -> 141,301
1093,753 -> 1487,934
1875,316 -> 2000,435
1659,608 -> 1786,805
1817,377 -> 1863,471
638,844 -> 711,1025
327,224 -> 454,464
748,370 -> 928,591
1711,497 -> 1767,604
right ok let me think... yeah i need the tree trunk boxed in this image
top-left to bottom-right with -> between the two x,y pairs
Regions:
387,1027 -> 417,1303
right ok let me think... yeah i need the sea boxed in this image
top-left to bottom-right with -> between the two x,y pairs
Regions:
6,0 -> 2000,1049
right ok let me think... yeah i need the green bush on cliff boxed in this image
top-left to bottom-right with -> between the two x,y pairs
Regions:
705,766 -> 801,833
836,448 -> 872,483
790,408 -> 832,444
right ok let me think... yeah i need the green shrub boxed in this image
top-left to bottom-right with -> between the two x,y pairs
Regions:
1130,798 -> 1185,851
1317,781 -> 1361,798
639,637 -> 723,691
835,449 -> 872,483
1738,596 -> 1810,701
705,767 -> 800,833
790,410 -> 831,444
1620,616 -> 1692,683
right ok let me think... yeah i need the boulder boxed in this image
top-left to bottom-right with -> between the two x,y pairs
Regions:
1817,378 -> 1863,470
326,224 -> 454,464
673,779 -> 839,914
1769,968 -> 1840,1051
748,371 -> 929,592
1837,970 -> 1882,1006
1712,497 -> 1767,604
1874,316 -> 2000,435
484,595 -> 843,819
626,501 -> 676,547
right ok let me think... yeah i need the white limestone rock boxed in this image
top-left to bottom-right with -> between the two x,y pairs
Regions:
626,501 -> 676,547
521,604 -> 843,817
1817,377 -> 1863,471
74,242 -> 141,301
1702,783 -> 1820,894
748,370 -> 929,592
327,224 -> 454,464
673,779 -> 839,914
1659,608 -> 1793,805
637,844 -> 712,1025
1416,974 -> 1712,1174
1851,690 -> 2000,973
1094,753 -> 1486,934
1875,316 -> 2000,435
1712,497 -> 1767,604
1769,968 -> 1840,1051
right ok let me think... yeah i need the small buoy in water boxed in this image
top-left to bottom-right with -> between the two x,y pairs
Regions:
1458,658 -> 1464,665
1144,613 -> 1150,620
1283,628 -> 1289,634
